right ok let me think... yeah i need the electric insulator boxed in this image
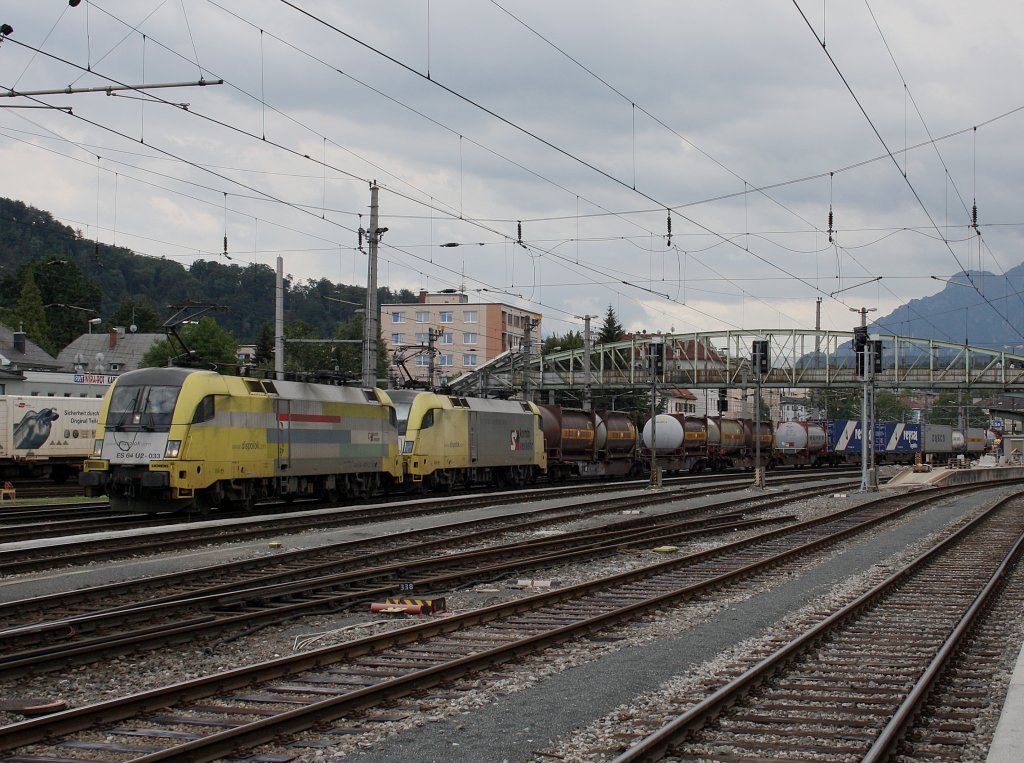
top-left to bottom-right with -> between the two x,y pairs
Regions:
972,201 -> 978,229
517,221 -> 522,244
827,205 -> 834,243
666,211 -> 672,247
358,228 -> 364,250
223,235 -> 227,256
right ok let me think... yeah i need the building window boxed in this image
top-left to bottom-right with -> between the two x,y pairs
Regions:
463,332 -> 477,345
463,354 -> 477,366
416,355 -> 429,367
439,311 -> 453,323
416,311 -> 430,323
440,332 -> 453,345
391,311 -> 406,323
391,333 -> 405,345
464,310 -> 478,323
415,332 -> 429,344
439,354 -> 453,366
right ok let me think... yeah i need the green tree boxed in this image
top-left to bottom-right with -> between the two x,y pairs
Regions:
254,323 -> 275,369
927,390 -> 989,427
140,318 -> 238,369
596,306 -> 625,344
110,297 -> 162,333
875,391 -> 911,422
282,320 -> 331,373
808,388 -> 859,420
12,269 -> 55,355
331,314 -> 363,379
542,330 -> 585,354
33,257 -> 103,350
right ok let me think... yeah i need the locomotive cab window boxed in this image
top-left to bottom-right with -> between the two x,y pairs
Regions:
108,384 -> 181,431
393,400 -> 413,435
191,395 -> 216,424
420,409 -> 435,429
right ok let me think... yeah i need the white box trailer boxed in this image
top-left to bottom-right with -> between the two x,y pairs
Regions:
0,396 -> 103,481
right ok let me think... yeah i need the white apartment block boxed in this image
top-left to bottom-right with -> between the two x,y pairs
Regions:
380,290 -> 542,385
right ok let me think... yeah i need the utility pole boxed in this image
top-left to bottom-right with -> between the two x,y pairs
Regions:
814,297 -> 822,369
648,336 -> 664,490
579,314 -> 597,411
426,326 -> 442,390
274,256 -> 284,380
361,184 -> 385,389
851,306 -> 878,492
751,338 -> 769,489
523,317 -> 539,402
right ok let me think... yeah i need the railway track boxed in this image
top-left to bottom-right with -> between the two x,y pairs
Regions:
606,489 -> 1024,762
0,471 -> 855,574
0,482 -> 844,675
0,468 -> 859,543
0,483 -> 1001,761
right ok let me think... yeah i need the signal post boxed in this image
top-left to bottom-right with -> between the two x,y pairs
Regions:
751,339 -> 769,489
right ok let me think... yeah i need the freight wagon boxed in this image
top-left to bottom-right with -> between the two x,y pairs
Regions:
537,405 -> 638,480
0,395 -> 102,482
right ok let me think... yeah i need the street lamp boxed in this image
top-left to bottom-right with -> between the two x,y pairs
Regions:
87,317 -> 101,334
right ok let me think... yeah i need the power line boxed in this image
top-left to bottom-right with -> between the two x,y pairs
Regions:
791,0 -> 1024,343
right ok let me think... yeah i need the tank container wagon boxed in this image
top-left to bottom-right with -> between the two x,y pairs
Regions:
80,367 -> 402,513
536,405 -> 638,480
772,420 -> 829,467
639,413 -> 709,473
390,389 -> 545,490
707,416 -> 773,470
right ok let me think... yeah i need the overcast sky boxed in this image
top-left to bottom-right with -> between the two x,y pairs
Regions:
1,1 -> 1022,341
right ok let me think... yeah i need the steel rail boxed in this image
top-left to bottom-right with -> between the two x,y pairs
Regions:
0,484 -> 989,759
0,470 -> 852,572
609,489 -> 1024,762
0,483 -> 844,673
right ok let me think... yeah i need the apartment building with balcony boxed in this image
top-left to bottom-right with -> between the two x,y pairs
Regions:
380,290 -> 542,385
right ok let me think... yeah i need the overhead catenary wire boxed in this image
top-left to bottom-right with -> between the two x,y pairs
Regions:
4,2 -> 1022,341
791,0 -> 1024,343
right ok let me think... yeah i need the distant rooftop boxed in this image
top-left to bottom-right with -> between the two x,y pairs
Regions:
56,329 -> 165,374
0,324 -> 61,371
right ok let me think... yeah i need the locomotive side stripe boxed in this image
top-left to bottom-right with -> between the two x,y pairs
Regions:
276,413 -> 342,423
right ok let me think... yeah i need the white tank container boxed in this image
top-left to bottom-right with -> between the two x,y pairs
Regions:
641,414 -> 685,452
774,421 -> 827,453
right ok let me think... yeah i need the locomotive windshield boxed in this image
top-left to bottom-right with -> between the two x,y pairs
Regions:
108,384 -> 181,431
393,400 -> 412,436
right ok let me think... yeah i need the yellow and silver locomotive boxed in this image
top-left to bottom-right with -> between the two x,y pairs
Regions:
81,367 -> 401,513
390,390 -> 545,490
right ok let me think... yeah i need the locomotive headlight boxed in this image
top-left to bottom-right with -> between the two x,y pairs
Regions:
164,440 -> 181,459
92,439 -> 103,457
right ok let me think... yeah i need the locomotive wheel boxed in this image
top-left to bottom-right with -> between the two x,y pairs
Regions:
233,492 -> 256,512
192,491 -> 213,516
